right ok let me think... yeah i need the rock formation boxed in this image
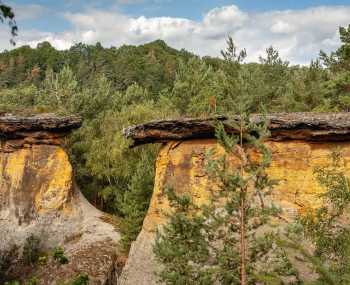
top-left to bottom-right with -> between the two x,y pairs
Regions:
0,113 -> 120,284
120,112 -> 350,285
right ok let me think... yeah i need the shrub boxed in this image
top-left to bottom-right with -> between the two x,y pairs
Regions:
4,281 -> 20,285
58,273 -> 89,285
27,276 -> 39,285
71,274 -> 89,285
53,247 -> 69,264
23,235 -> 41,265
37,254 -> 48,266
0,245 -> 19,283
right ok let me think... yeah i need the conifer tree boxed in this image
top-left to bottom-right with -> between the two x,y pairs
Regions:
281,150 -> 350,284
154,114 -> 299,285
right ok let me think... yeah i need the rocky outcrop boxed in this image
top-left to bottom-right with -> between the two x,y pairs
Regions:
124,112 -> 350,146
0,113 -> 120,284
120,113 -> 350,285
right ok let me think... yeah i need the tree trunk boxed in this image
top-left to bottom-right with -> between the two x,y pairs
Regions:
240,196 -> 246,285
239,116 -> 247,285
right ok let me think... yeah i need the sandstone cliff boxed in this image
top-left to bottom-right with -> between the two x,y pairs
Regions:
0,113 -> 120,284
120,112 -> 350,285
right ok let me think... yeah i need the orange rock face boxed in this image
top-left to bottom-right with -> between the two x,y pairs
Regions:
120,138 -> 350,285
144,139 -> 350,230
0,114 -> 120,284
0,145 -> 74,224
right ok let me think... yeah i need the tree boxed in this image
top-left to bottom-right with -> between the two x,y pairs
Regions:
320,25 -> 350,72
221,36 -> 247,64
0,2 -> 17,45
257,46 -> 290,110
282,150 -> 350,284
166,57 -> 225,116
219,37 -> 252,114
318,25 -> 350,111
154,116 -> 299,285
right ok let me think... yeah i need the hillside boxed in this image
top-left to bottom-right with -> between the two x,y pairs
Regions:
0,40 -> 193,93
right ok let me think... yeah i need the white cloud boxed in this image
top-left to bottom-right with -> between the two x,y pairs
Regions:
1,4 -> 349,64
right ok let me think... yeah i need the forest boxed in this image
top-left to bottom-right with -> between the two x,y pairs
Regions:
0,19 -> 349,278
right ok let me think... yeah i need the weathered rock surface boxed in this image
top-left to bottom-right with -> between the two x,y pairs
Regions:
120,113 -> 350,285
0,113 -> 120,284
124,112 -> 350,146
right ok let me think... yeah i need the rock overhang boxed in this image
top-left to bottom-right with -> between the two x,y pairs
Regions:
0,113 -> 82,152
0,113 -> 82,137
120,112 -> 350,284
123,112 -> 350,147
0,113 -> 121,283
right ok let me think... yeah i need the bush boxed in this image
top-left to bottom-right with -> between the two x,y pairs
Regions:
0,245 -> 19,283
4,281 -> 20,285
23,235 -> 41,265
58,273 -> 89,285
53,247 -> 69,264
71,274 -> 89,285
26,276 -> 39,285
37,254 -> 47,266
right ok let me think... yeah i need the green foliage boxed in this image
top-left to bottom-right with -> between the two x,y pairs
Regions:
23,235 -> 41,266
318,24 -> 350,112
154,116 -> 299,284
166,57 -> 226,115
281,150 -> 350,284
320,24 -> 350,72
4,281 -> 20,285
70,274 -> 89,285
58,274 -> 89,285
0,245 -> 19,283
53,247 -> 69,265
26,276 -> 39,285
37,254 -> 48,266
119,148 -> 157,250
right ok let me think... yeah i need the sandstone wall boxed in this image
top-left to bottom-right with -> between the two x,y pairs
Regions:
120,138 -> 350,285
0,114 -> 120,285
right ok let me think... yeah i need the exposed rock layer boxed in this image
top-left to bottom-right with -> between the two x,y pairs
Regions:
0,114 -> 120,285
0,113 -> 82,136
124,112 -> 350,146
121,113 -> 350,284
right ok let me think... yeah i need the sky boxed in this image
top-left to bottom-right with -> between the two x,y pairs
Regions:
1,0 -> 350,64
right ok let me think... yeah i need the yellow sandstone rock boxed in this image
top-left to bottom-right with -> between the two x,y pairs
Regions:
120,138 -> 350,285
0,145 -> 74,222
144,139 -> 350,231
0,114 -> 120,284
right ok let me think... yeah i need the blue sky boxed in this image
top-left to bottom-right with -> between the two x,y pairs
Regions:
11,0 -> 350,31
2,1 -> 350,63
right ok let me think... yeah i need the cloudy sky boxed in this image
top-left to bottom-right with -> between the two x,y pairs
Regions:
1,0 -> 350,64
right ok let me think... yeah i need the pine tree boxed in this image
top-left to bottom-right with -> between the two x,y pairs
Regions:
154,114 -> 299,285
281,150 -> 350,284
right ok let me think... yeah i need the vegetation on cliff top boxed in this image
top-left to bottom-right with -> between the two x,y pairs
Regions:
0,24 -> 349,252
